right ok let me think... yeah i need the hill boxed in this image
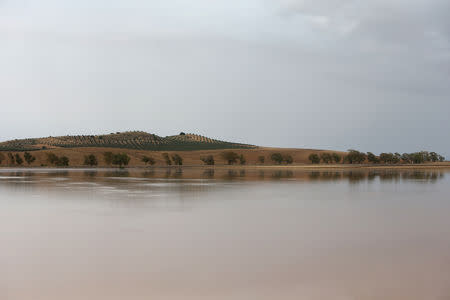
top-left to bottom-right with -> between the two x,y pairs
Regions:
0,131 -> 256,152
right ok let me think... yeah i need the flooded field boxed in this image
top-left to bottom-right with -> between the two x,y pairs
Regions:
1,167 -> 450,300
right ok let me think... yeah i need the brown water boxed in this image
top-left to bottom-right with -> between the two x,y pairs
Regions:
1,168 -> 450,300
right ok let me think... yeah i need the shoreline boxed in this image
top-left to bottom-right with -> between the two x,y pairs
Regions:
1,163 -> 449,171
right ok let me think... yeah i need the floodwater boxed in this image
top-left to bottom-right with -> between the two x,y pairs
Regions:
1,167 -> 450,300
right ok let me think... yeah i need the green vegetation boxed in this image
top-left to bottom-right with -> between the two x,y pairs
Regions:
0,153 -> 5,165
46,153 -> 70,166
270,153 -> 293,164
344,150 -> 366,164
332,153 -> 341,163
84,154 -> 98,166
306,150 -> 446,165
221,151 -> 239,165
379,153 -> 400,164
200,155 -> 215,165
142,156 -> 155,165
308,153 -> 320,164
162,153 -> 172,165
239,154 -> 246,165
320,153 -> 332,164
14,154 -> 23,165
367,152 -> 380,164
111,153 -> 130,168
270,153 -> 283,164
24,152 -> 36,165
258,156 -> 265,164
171,154 -> 183,166
0,131 -> 256,152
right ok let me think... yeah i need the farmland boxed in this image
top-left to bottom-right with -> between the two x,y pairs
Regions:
0,131 -> 255,152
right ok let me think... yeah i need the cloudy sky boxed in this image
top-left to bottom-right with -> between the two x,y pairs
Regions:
1,0 -> 449,156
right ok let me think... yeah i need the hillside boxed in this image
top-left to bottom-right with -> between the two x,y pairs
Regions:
0,131 -> 256,152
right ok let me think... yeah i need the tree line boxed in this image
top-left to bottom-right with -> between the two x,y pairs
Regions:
308,150 -> 445,165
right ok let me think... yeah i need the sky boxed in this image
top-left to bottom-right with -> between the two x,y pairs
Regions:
1,0 -> 449,156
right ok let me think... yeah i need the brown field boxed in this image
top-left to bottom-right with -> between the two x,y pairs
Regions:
0,147 -> 345,167
0,147 -> 449,169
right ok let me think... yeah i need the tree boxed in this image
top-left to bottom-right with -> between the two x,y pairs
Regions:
429,152 -> 439,162
84,154 -> 98,166
7,153 -> 15,165
142,156 -> 155,165
162,153 -> 172,165
0,153 -> 5,165
401,153 -> 412,164
345,150 -> 366,164
171,154 -> 183,165
284,155 -> 293,164
380,153 -> 394,164
14,154 -> 24,165
270,153 -> 284,164
238,154 -> 246,165
59,156 -> 70,167
47,153 -> 60,165
24,152 -> 36,165
221,151 -> 239,165
258,156 -> 265,164
112,153 -> 130,168
308,153 -> 320,164
320,153 -> 332,164
104,152 -> 114,165
179,132 -> 186,135
367,152 -> 379,164
331,153 -> 341,164
200,155 -> 215,165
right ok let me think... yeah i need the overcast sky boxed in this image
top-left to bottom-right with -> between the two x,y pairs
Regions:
1,0 -> 449,156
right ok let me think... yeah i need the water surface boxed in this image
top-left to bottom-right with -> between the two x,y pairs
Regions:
1,168 -> 450,300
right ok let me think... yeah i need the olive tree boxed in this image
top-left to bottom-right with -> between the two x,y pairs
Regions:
24,152 -> 36,165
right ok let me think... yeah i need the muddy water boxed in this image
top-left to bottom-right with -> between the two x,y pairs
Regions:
1,168 -> 449,300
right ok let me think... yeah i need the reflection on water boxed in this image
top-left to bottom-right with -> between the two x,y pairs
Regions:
0,167 -> 446,183
1,167 -> 450,300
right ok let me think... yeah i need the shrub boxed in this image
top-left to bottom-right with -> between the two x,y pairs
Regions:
84,154 -> 98,166
221,151 -> 239,165
200,155 -> 215,165
331,153 -> 341,163
308,153 -> 320,164
258,156 -> 265,164
239,154 -> 246,165
0,153 -> 5,165
24,152 -> 36,165
104,152 -> 114,165
270,153 -> 284,164
14,154 -> 24,165
112,153 -> 130,168
142,156 -> 155,165
171,154 -> 183,165
162,153 -> 172,165
320,153 -> 332,164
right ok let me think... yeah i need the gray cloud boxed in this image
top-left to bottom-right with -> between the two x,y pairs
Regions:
0,0 -> 449,157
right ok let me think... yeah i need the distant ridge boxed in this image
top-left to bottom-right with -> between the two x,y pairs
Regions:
0,131 -> 256,152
